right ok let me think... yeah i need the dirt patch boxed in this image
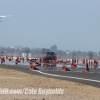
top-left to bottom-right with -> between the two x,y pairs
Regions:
0,67 -> 100,100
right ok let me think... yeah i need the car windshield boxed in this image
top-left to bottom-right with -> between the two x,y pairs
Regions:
46,52 -> 54,55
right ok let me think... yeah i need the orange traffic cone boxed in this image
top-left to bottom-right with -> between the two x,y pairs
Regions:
30,64 -> 39,70
85,63 -> 89,72
71,63 -> 77,68
62,66 -> 70,71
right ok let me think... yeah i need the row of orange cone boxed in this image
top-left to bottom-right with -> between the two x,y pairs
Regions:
30,63 -> 90,72
62,63 -> 89,72
0,56 -> 99,69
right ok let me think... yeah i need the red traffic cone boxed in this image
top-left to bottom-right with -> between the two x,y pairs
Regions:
71,63 -> 77,68
62,66 -> 70,71
85,63 -> 89,72
30,64 -> 39,70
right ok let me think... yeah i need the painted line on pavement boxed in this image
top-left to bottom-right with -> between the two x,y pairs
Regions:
32,70 -> 100,83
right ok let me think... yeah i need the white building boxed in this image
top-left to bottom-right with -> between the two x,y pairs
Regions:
22,53 -> 27,57
11,46 -> 22,50
22,53 -> 32,58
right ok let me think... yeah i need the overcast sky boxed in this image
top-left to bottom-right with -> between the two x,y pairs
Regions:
0,0 -> 100,52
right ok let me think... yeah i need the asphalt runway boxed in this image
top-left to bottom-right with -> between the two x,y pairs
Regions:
0,64 -> 100,88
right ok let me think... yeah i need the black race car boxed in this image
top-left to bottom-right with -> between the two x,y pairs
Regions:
44,52 -> 57,60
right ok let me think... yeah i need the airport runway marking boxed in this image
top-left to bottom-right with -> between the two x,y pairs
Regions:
32,70 -> 100,83
44,70 -> 83,72
42,70 -> 100,73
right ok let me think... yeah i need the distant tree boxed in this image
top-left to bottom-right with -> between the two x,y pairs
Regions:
81,51 -> 87,59
76,51 -> 82,59
72,51 -> 76,58
98,51 -> 100,59
0,51 -> 4,56
56,50 -> 67,58
41,48 -> 50,55
88,51 -> 94,59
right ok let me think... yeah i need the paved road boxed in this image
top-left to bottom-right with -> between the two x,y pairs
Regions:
0,64 -> 100,88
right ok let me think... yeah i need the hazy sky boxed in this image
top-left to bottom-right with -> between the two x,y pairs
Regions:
0,0 -> 100,52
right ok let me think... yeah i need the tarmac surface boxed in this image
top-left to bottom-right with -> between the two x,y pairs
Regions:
0,64 -> 100,88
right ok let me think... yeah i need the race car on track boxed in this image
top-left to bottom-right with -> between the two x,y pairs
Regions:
43,51 -> 57,60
